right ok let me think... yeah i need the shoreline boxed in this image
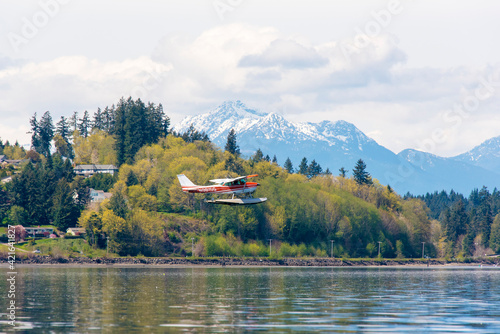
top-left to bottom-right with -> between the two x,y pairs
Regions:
5,255 -> 499,267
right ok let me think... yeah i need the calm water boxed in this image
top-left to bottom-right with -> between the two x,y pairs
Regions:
1,266 -> 500,333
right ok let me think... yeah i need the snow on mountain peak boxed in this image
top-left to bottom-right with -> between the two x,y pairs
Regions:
173,100 -> 373,149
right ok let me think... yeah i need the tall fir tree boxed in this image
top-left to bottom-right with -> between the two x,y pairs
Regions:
298,157 -> 308,175
39,111 -> 54,157
52,178 -> 78,230
225,129 -> 240,156
29,113 -> 41,153
69,111 -> 79,133
252,148 -> 264,164
113,98 -> 127,166
339,167 -> 348,178
93,107 -> 104,131
78,110 -> 91,138
307,159 -> 322,178
55,116 -> 73,159
284,157 -> 294,173
353,159 -> 372,185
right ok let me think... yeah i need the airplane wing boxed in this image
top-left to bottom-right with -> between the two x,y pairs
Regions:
209,174 -> 258,184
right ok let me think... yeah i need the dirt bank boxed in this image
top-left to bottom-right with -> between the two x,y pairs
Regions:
6,255 -> 499,267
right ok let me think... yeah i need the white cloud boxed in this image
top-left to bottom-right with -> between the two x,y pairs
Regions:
239,39 -> 329,69
1,22 -> 500,157
0,55 -> 172,145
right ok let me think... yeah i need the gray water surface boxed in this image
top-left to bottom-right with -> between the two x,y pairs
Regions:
1,266 -> 500,333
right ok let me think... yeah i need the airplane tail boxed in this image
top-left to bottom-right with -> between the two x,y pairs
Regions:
177,174 -> 196,187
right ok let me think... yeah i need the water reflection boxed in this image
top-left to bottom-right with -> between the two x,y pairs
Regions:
1,266 -> 500,332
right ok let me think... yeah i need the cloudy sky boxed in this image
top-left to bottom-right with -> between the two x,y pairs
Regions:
1,0 -> 499,157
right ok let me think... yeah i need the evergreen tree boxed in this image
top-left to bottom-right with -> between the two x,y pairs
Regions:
339,167 -> 348,178
224,154 -> 244,175
56,116 -> 70,140
158,104 -> 170,137
39,111 -> 54,157
102,106 -> 114,133
353,159 -> 372,185
0,186 -> 10,222
55,116 -> 73,159
52,178 -> 78,230
252,148 -> 264,163
307,159 -> 322,178
108,192 -> 129,219
113,98 -> 127,166
78,110 -> 91,138
72,176 -> 90,210
284,157 -> 294,173
272,155 -> 278,164
69,111 -> 79,133
298,157 -> 308,175
225,129 -> 240,156
178,124 -> 209,143
324,167 -> 332,175
264,154 -> 270,162
93,107 -> 104,131
445,200 -> 468,242
474,186 -> 493,247
29,113 -> 41,153
123,98 -> 147,164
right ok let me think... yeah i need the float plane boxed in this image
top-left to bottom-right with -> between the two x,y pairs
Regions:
177,174 -> 267,205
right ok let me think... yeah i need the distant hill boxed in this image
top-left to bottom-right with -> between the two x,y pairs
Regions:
173,101 -> 500,195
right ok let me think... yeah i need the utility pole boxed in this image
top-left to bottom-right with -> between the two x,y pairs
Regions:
378,241 -> 382,258
268,239 -> 272,257
422,242 -> 425,259
330,240 -> 334,258
191,238 -> 195,257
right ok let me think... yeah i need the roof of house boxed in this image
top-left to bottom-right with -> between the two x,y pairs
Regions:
74,164 -> 118,171
67,227 -> 86,232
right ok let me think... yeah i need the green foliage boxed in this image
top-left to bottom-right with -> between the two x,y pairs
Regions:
224,128 -> 240,156
30,111 -> 54,157
353,159 -> 372,185
113,97 -> 169,166
85,173 -> 117,192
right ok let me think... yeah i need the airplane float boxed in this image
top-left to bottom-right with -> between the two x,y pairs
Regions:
176,174 -> 267,205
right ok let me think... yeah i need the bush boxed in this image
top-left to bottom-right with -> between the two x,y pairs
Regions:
278,242 -> 297,257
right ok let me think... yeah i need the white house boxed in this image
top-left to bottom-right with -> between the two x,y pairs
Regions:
66,228 -> 86,236
74,164 -> 118,177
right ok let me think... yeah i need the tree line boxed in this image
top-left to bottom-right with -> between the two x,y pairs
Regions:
408,188 -> 500,257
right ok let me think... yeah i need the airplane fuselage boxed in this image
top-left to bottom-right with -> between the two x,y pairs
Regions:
180,182 -> 259,195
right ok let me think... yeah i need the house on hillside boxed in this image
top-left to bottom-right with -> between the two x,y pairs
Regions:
74,164 -> 118,177
1,176 -> 12,184
89,188 -> 112,202
1,159 -> 27,167
67,228 -> 86,236
24,227 -> 54,238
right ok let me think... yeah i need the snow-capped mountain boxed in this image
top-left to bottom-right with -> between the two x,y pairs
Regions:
453,136 -> 500,173
173,101 -> 500,195
173,101 -> 398,175
397,149 -> 500,195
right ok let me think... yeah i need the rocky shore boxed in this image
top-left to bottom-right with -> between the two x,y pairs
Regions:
8,255 -> 499,266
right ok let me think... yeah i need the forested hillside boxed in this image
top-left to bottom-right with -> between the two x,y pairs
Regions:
1,97 -> 499,259
409,189 -> 500,257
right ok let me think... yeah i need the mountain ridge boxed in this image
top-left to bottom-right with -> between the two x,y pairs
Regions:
173,100 -> 500,195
